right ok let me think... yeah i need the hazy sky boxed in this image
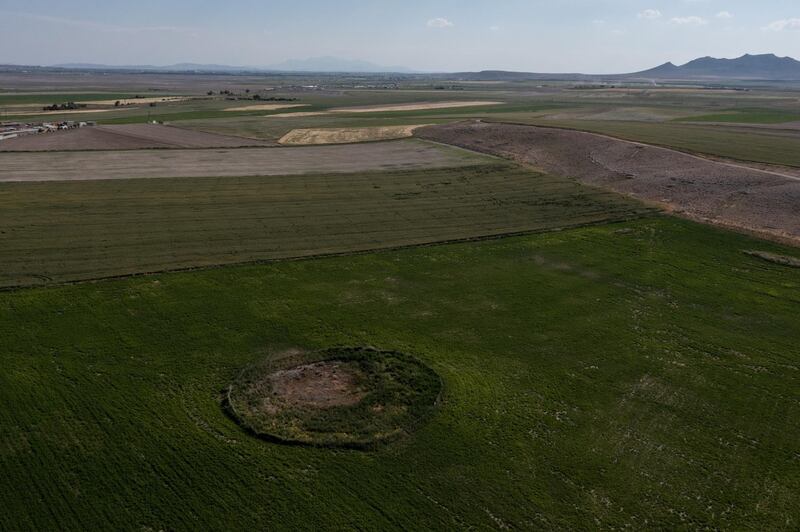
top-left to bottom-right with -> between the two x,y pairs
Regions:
1,0 -> 799,72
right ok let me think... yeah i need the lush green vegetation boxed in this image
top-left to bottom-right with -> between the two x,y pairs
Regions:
0,164 -> 650,288
228,347 -> 442,448
1,216 -> 798,529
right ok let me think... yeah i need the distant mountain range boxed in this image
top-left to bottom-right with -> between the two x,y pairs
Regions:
11,53 -> 800,81
456,54 -> 800,82
629,54 -> 800,80
50,57 -> 416,74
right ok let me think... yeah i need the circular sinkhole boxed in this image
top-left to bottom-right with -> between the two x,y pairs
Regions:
226,347 -> 442,448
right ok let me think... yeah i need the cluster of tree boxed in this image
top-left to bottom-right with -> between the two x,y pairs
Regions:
42,102 -> 87,111
206,90 -> 297,102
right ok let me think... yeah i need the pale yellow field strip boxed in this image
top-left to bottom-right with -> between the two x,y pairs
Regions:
78,97 -> 191,105
7,108 -> 133,117
279,124 -> 433,145
266,111 -> 329,118
264,101 -> 504,119
330,101 -> 504,113
224,103 -> 309,112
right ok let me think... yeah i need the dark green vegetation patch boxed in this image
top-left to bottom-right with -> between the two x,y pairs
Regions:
227,347 -> 442,448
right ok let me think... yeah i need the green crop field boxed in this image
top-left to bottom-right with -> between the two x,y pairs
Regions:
1,216 -> 798,530
0,164 -> 650,288
677,109 -> 800,124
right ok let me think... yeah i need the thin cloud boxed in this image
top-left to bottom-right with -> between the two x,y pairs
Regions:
670,16 -> 708,26
638,9 -> 662,20
427,17 -> 454,28
763,18 -> 800,32
716,11 -> 733,19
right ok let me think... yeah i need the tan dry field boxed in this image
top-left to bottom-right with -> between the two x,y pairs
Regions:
266,111 -> 329,119
224,103 -> 308,112
78,97 -> 191,105
0,124 -> 273,151
264,101 -> 503,120
0,139 -> 486,182
418,121 -> 800,244
278,125 -> 431,145
330,101 -> 504,113
6,108 -> 129,117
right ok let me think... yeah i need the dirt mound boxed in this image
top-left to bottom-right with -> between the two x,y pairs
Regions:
226,348 -> 441,448
418,121 -> 800,245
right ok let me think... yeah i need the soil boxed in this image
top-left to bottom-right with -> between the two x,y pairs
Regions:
417,121 -> 800,245
0,124 -> 273,151
266,361 -> 367,409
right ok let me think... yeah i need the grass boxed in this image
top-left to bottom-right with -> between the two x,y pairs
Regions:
0,164 -> 650,288
677,109 -> 800,124
1,216 -> 798,529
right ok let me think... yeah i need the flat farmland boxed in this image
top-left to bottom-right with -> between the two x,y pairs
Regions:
0,139 -> 483,182
1,217 -> 798,529
0,164 -> 651,287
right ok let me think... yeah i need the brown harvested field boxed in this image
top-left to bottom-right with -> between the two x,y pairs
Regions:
0,139 -> 488,182
278,125 -> 431,145
418,121 -> 800,244
0,124 -> 273,152
224,103 -> 308,112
